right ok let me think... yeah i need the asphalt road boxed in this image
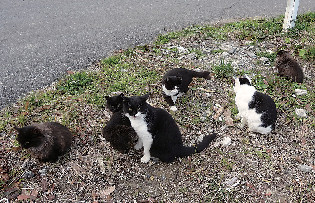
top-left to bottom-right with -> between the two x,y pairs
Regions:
1,0 -> 314,109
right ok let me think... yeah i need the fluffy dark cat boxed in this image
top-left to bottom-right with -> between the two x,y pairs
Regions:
234,77 -> 277,134
275,50 -> 304,83
122,93 -> 217,163
162,68 -> 211,111
15,122 -> 72,162
102,93 -> 137,153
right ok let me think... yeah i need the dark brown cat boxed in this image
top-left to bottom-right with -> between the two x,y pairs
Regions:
275,50 -> 304,83
102,94 -> 137,153
15,122 -> 72,162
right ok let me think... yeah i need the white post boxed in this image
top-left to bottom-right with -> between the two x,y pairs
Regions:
283,0 -> 300,31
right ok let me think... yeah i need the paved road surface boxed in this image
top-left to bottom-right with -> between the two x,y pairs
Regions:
1,0 -> 314,109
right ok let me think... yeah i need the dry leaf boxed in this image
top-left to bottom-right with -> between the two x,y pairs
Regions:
99,185 -> 115,198
223,109 -> 234,126
213,107 -> 224,120
17,194 -> 35,201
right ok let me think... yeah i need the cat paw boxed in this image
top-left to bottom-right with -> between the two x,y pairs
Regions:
170,106 -> 177,111
141,155 -> 150,163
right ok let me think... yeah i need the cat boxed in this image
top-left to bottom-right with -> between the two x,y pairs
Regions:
102,93 -> 137,153
234,77 -> 277,134
14,122 -> 72,162
162,68 -> 211,111
275,50 -> 304,83
122,93 -> 217,163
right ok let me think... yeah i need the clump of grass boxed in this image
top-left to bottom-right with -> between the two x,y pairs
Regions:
212,60 -> 234,78
256,51 -> 277,63
57,72 -> 95,95
101,55 -> 122,66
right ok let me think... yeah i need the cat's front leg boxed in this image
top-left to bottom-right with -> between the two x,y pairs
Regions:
140,136 -> 153,163
163,94 -> 177,111
134,138 -> 143,150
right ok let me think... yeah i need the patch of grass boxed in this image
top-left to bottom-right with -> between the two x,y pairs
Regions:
299,46 -> 315,60
100,63 -> 159,95
212,60 -> 234,78
188,48 -> 205,59
211,49 -> 225,54
57,72 -> 95,95
256,51 -> 277,63
155,32 -> 183,45
221,157 -> 234,171
254,149 -> 271,160
101,55 -> 122,66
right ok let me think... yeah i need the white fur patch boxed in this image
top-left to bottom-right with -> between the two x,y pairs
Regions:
126,112 -> 153,163
162,85 -> 179,96
170,106 -> 177,111
234,79 -> 272,134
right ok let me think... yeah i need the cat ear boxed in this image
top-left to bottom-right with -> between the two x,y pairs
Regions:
141,93 -> 150,101
119,93 -> 124,98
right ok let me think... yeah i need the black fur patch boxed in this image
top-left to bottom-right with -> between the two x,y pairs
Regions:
239,78 -> 251,86
249,91 -> 277,129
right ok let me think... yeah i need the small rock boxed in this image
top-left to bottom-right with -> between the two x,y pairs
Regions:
246,51 -> 256,58
295,89 -> 307,96
298,165 -> 313,172
260,57 -> 269,64
221,52 -> 229,57
295,109 -> 307,118
221,137 -> 232,147
224,176 -> 240,188
176,46 -> 188,54
39,168 -> 47,177
23,170 -> 35,179
186,53 -> 196,60
228,48 -> 237,54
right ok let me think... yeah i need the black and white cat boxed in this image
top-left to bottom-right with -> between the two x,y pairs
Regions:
234,77 -> 277,134
102,93 -> 137,153
15,122 -> 73,162
162,68 -> 211,111
122,93 -> 217,163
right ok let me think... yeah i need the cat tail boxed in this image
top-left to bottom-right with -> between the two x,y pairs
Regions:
190,70 -> 211,79
178,133 -> 217,157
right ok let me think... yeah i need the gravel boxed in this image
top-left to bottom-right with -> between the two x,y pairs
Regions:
1,30 -> 314,202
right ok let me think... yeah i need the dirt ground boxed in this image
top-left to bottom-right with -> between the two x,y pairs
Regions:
1,29 -> 314,202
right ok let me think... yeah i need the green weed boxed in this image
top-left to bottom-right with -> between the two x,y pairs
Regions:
212,60 -> 234,78
57,72 -> 95,95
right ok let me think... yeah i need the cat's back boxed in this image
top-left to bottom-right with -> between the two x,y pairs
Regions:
163,68 -> 190,77
276,51 -> 304,83
249,91 -> 277,114
151,106 -> 179,131
106,112 -> 131,127
39,122 -> 72,150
